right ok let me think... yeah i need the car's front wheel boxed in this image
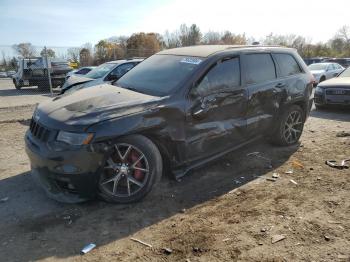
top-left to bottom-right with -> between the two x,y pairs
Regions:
270,105 -> 305,146
98,135 -> 162,204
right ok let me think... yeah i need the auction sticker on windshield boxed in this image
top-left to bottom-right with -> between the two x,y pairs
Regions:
180,57 -> 203,65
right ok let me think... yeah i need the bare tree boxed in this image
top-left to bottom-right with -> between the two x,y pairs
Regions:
67,47 -> 81,63
163,30 -> 181,48
203,31 -> 222,44
221,31 -> 247,45
40,48 -> 56,58
179,24 -> 201,46
79,48 -> 93,66
336,25 -> 350,43
1,51 -> 7,66
12,43 -> 36,58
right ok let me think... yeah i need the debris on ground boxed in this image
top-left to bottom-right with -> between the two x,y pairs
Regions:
81,243 -> 96,254
271,235 -> 286,244
266,177 -> 277,182
192,247 -> 204,253
272,173 -> 280,179
130,238 -> 153,248
285,170 -> 293,175
337,254 -> 349,259
162,247 -> 173,255
336,131 -> 350,137
247,152 -> 273,168
222,238 -> 231,242
324,235 -> 331,241
290,179 -> 298,185
325,159 -> 349,169
0,197 -> 9,203
292,160 -> 304,169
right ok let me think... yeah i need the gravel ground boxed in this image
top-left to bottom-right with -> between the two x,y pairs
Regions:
0,107 -> 349,261
0,78 -> 52,108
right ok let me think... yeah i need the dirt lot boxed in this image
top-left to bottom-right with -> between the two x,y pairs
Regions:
0,78 -> 51,108
0,106 -> 349,262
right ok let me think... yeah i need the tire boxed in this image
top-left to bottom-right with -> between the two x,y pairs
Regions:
270,105 -> 305,146
98,135 -> 162,204
14,80 -> 21,90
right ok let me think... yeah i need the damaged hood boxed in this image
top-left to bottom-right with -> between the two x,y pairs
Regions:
36,84 -> 164,129
61,75 -> 93,89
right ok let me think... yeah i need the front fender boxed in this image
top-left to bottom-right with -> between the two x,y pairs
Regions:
87,110 -> 166,142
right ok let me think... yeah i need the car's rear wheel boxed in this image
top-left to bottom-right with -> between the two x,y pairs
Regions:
98,135 -> 162,204
14,80 -> 21,90
270,105 -> 305,146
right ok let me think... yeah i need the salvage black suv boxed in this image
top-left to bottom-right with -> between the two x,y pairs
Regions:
25,45 -> 314,204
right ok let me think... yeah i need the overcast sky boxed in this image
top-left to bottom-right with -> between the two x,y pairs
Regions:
0,0 -> 349,47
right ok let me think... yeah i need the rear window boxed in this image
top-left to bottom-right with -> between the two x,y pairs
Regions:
245,54 -> 276,85
274,54 -> 302,77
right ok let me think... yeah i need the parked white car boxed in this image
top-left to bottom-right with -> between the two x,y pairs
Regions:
308,62 -> 344,84
65,66 -> 96,80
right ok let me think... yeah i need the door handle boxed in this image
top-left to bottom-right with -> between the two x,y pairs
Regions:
275,83 -> 286,88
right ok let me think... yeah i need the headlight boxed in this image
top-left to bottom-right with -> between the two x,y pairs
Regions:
57,131 -> 94,145
315,86 -> 324,94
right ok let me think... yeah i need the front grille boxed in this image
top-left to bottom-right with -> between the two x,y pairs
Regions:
29,118 -> 51,141
325,88 -> 350,95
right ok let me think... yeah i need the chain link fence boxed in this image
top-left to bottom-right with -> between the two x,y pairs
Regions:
0,45 -> 156,111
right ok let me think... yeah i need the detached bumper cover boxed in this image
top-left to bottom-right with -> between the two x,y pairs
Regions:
25,131 -> 104,203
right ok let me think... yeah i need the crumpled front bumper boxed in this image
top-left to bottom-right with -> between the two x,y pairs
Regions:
25,130 -> 105,203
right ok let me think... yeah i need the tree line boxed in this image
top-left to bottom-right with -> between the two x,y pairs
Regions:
2,24 -> 350,68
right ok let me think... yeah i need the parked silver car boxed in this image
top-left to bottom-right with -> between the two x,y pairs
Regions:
314,67 -> 350,109
308,62 -> 344,84
60,59 -> 143,94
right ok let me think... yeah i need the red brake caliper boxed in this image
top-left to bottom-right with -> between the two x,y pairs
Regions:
130,150 -> 144,181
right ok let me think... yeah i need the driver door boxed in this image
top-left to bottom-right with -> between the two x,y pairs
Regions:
185,55 -> 248,162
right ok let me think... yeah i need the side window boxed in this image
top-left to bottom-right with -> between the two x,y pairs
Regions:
274,53 -> 302,77
196,57 -> 240,96
328,64 -> 335,70
110,63 -> 134,78
245,54 -> 276,85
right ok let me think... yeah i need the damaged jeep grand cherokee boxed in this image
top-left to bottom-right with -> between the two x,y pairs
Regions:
25,45 -> 314,204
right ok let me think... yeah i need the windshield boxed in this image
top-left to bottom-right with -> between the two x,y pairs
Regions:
116,54 -> 203,96
338,67 -> 350,77
85,63 -> 116,79
308,63 -> 328,70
